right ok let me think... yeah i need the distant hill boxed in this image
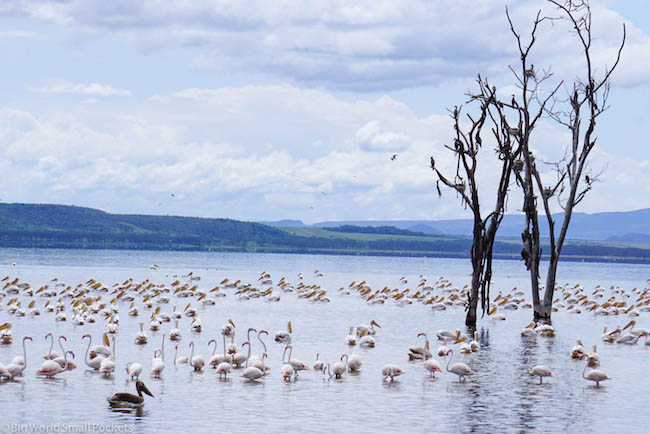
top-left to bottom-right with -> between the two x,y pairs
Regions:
260,219 -> 306,227
0,203 -> 290,250
312,208 -> 650,241
1,203 -> 648,263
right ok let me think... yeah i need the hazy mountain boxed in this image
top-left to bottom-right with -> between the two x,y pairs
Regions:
312,209 -> 650,241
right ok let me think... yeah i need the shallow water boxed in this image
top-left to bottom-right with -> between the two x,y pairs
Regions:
0,248 -> 649,433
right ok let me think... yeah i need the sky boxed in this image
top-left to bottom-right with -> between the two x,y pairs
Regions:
0,0 -> 648,224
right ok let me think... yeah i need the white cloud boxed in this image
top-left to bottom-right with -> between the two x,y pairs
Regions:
5,0 -> 646,91
29,80 -> 132,96
1,83 -> 645,223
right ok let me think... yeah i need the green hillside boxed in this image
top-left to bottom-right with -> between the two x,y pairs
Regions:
0,203 -> 648,263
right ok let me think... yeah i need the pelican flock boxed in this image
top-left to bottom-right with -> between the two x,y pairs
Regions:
0,271 -> 648,406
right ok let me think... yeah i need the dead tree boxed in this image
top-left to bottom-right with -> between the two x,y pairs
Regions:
431,76 -> 521,328
508,0 -> 625,321
506,6 -> 563,320
535,1 -> 625,320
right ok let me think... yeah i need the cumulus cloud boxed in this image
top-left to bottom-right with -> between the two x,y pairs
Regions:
355,120 -> 410,151
29,80 -> 132,96
0,84 -> 646,223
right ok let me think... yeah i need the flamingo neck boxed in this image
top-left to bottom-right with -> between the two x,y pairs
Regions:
47,334 -> 54,356
258,332 -> 267,353
446,350 -> 454,372
84,337 -> 92,366
189,342 -> 194,361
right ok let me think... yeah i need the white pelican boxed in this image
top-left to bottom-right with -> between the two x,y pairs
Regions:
581,355 -> 610,386
437,345 -> 449,357
570,339 -> 585,358
135,322 -> 148,345
275,321 -> 292,344
382,364 -> 405,381
169,320 -> 181,341
436,329 -> 460,342
345,327 -> 357,346
587,345 -> 600,367
446,349 -> 475,382
6,336 -> 32,377
409,333 -> 432,360
356,320 -> 381,337
523,348 -> 553,384
188,341 -> 205,371
358,333 -> 376,348
126,362 -> 143,381
108,380 -> 153,408
521,323 -> 537,338
469,332 -> 480,352
36,350 -> 73,378
99,336 -> 116,376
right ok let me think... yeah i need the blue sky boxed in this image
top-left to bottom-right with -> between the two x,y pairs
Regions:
1,0 -> 648,223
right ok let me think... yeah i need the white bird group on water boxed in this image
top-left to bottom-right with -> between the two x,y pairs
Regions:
2,271 -> 648,396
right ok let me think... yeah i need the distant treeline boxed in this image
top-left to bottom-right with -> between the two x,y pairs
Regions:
323,225 -> 430,237
0,203 -> 648,263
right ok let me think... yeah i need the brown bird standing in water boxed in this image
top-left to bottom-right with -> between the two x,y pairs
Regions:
108,380 -> 154,407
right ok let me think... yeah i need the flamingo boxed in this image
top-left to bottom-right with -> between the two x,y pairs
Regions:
43,332 -> 61,360
216,333 -> 233,379
36,350 -> 74,378
126,362 -> 143,381
446,349 -> 475,381
150,334 -> 165,378
581,355 -> 610,386
523,348 -> 553,384
281,360 -> 294,381
241,354 -> 266,381
174,344 -> 189,365
331,354 -> 347,379
283,344 -> 310,376
382,364 -> 405,381
52,336 -> 76,370
187,341 -> 204,371
248,330 -> 269,368
82,334 -> 106,370
347,355 -> 362,372
313,353 -> 325,371
6,336 -> 32,377
423,358 -> 442,377
0,363 -> 11,380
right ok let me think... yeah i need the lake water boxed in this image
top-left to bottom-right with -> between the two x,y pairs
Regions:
0,248 -> 649,433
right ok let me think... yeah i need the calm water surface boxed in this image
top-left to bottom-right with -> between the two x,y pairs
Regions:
0,248 -> 649,433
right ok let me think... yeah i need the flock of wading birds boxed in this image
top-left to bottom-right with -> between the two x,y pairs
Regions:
1,269 -> 650,408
